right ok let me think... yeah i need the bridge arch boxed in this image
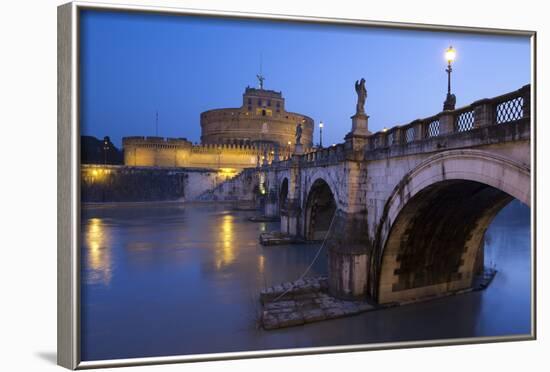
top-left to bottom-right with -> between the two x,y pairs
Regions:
304,178 -> 337,241
373,149 -> 530,304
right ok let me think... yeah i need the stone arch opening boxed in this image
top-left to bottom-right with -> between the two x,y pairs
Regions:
377,180 -> 518,304
373,150 -> 530,304
279,177 -> 288,213
304,179 -> 337,241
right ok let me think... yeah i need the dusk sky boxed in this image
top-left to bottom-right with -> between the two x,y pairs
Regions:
80,10 -> 531,148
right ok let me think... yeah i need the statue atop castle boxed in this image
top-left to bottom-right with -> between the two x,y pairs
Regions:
355,78 -> 367,115
256,73 -> 265,90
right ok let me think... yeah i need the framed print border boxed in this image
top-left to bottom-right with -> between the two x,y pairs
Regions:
57,1 -> 537,369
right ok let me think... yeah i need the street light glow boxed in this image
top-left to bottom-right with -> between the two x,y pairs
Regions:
319,121 -> 324,128
445,46 -> 456,63
443,45 -> 457,111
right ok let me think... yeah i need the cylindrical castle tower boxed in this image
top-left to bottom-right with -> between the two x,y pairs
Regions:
200,86 -> 314,149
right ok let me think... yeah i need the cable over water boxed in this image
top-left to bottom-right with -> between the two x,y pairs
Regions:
271,211 -> 337,302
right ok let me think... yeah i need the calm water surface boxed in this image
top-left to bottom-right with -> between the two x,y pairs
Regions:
81,200 -> 531,361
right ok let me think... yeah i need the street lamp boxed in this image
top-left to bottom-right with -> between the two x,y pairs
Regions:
103,136 -> 110,165
319,121 -> 324,148
443,45 -> 457,111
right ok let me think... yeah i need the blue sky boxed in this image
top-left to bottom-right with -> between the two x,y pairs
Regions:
80,10 -> 531,148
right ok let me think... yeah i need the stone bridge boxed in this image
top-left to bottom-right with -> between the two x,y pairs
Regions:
258,84 -> 531,305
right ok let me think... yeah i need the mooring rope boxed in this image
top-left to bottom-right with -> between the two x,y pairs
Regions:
271,210 -> 338,302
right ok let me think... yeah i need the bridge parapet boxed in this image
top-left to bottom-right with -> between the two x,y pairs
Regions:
300,144 -> 346,166
267,84 -> 530,171
367,84 -> 530,151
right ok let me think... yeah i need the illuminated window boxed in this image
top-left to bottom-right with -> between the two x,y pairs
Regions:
256,108 -> 273,117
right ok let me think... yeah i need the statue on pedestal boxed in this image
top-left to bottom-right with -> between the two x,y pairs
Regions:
355,78 -> 367,115
295,122 -> 303,145
347,77 -> 371,139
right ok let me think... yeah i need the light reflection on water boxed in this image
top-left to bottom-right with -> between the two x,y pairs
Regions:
83,218 -> 112,285
216,214 -> 235,269
80,200 -> 531,361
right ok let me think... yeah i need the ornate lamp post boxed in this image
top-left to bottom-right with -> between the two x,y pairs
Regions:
319,121 -> 324,148
443,45 -> 457,111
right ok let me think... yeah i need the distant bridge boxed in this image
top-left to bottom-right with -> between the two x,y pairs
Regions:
215,84 -> 532,304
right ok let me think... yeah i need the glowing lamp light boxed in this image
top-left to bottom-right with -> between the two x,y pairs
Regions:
219,168 -> 236,175
319,121 -> 324,129
445,46 -> 456,64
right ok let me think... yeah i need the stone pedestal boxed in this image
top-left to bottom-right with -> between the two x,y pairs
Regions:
350,113 -> 371,137
294,143 -> 304,155
327,210 -> 371,299
345,133 -> 369,154
344,113 -> 372,155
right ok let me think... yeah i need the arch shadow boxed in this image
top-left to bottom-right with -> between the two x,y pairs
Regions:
304,178 -> 337,241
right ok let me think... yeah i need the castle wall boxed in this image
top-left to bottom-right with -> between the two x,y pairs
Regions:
200,108 -> 314,148
81,164 -> 236,203
122,137 -> 291,170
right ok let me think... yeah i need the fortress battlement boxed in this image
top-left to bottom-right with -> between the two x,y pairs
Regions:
191,142 -> 260,154
244,86 -> 282,97
123,136 -> 191,145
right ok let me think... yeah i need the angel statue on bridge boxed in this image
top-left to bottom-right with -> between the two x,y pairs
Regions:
355,78 -> 367,115
295,122 -> 303,145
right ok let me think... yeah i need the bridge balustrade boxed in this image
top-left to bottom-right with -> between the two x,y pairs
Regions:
266,85 -> 530,168
367,84 -> 530,150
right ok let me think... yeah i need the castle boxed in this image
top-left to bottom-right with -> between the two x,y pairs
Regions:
122,82 -> 314,171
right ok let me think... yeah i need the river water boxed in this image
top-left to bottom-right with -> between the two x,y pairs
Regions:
81,200 -> 531,361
